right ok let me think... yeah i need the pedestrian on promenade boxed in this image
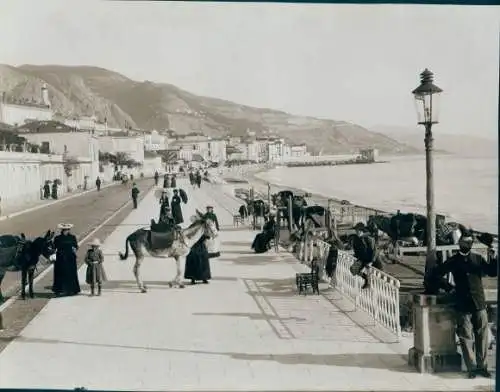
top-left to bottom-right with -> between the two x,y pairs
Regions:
154,171 -> 159,186
239,204 -> 248,223
189,172 -> 195,187
204,205 -> 221,258
52,223 -> 81,297
251,211 -> 276,253
171,189 -> 184,224
184,228 -> 211,285
195,171 -> 202,188
163,174 -> 170,188
171,173 -> 177,188
43,181 -> 50,199
96,176 -> 101,192
324,225 -> 345,283
431,231 -> 497,379
131,183 -> 140,209
85,238 -> 107,296
350,222 -> 382,289
51,181 -> 58,200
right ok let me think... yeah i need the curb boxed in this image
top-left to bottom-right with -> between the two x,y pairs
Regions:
0,182 -> 119,222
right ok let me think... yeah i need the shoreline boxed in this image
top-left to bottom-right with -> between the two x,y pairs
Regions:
220,164 -> 498,239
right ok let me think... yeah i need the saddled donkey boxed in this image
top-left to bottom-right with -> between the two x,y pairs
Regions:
0,230 -> 56,301
119,210 -> 218,292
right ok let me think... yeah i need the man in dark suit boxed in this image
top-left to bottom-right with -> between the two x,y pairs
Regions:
431,231 -> 497,379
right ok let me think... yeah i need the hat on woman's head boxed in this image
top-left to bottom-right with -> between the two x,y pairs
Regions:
90,238 -> 101,247
57,223 -> 73,230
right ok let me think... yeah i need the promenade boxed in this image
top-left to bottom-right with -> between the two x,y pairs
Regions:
0,180 -> 494,391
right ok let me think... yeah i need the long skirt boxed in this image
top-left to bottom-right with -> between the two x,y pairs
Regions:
85,263 -> 108,285
251,232 -> 273,254
52,252 -> 81,295
184,241 -> 211,282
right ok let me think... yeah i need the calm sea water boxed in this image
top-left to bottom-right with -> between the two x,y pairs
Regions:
255,155 -> 498,234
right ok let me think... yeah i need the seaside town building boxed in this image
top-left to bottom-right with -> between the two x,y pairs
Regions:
0,85 -> 53,126
99,135 -> 145,164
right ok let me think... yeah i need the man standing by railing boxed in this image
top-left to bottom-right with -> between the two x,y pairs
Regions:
350,222 -> 382,289
431,231 -> 497,379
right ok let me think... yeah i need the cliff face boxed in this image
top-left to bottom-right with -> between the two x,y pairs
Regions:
0,64 -> 419,155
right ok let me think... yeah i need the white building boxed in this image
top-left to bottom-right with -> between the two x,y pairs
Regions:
0,86 -> 53,127
144,130 -> 167,151
21,130 -> 100,189
99,136 -> 145,163
207,138 -> 227,163
267,138 -> 286,162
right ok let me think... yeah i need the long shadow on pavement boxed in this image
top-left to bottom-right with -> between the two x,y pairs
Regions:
2,335 -> 421,374
192,311 -> 306,322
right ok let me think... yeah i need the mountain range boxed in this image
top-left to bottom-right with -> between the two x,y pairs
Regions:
0,64 -> 423,155
370,125 -> 498,158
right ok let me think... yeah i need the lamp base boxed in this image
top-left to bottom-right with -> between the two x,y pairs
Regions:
408,347 -> 462,374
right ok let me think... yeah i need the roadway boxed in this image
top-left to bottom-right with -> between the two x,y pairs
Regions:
0,178 -> 154,347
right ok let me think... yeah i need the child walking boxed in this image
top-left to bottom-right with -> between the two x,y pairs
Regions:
85,238 -> 107,296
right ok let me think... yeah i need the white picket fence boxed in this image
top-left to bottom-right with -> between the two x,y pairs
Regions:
296,237 -> 402,340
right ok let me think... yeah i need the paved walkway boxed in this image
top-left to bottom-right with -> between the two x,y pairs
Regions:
0,181 -> 494,391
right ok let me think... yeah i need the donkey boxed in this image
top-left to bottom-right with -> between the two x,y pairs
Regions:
0,230 -> 56,301
119,210 -> 218,292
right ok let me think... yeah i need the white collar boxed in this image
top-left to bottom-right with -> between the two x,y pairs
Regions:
459,251 -> 471,257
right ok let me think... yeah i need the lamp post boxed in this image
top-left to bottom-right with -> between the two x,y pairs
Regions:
408,70 -> 462,374
412,68 -> 443,292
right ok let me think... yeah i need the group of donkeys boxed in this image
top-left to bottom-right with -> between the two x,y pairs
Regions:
254,189 -> 495,254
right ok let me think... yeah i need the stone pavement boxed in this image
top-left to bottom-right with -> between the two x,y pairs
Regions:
0,181 -> 494,391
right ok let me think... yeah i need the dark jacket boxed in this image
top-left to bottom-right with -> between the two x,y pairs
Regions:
432,251 -> 497,313
205,212 -> 220,231
131,186 -> 140,199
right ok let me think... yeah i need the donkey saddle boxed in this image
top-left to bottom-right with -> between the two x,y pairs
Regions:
149,221 -> 183,251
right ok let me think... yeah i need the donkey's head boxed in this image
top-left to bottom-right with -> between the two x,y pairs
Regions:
36,230 -> 56,262
194,209 -> 218,238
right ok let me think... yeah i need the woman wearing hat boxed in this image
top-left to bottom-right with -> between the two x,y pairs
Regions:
171,189 -> 184,225
52,223 -> 81,297
85,238 -> 107,296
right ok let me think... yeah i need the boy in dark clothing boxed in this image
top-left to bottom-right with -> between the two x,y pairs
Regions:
431,231 -> 497,379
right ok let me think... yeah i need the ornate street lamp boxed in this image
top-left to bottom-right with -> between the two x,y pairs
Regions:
412,68 -> 443,292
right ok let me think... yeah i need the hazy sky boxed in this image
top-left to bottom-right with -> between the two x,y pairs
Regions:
0,1 -> 498,138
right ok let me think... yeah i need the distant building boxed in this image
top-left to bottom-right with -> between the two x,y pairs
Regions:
0,86 -> 53,126
290,144 -> 308,158
359,148 -> 378,162
144,130 -> 167,151
99,136 -> 145,163
267,138 -> 286,162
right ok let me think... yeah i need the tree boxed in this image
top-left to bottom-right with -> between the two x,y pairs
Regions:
63,155 -> 80,178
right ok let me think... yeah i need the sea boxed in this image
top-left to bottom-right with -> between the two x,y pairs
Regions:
255,154 -> 498,235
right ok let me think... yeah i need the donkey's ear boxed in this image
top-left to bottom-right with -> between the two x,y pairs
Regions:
195,209 -> 203,217
20,233 -> 26,240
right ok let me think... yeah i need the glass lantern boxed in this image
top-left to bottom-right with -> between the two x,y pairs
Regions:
412,69 -> 443,125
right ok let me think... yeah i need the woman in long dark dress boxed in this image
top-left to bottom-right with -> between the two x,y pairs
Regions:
251,213 -> 277,254
184,234 -> 211,284
52,223 -> 81,296
171,190 -> 184,224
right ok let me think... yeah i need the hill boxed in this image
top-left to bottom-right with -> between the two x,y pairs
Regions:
371,125 -> 498,158
0,64 -> 419,155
